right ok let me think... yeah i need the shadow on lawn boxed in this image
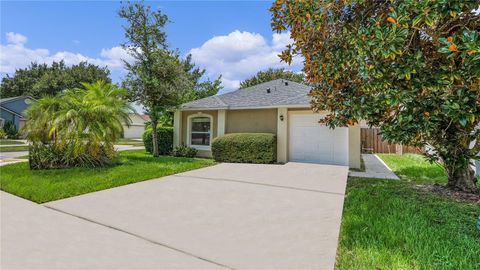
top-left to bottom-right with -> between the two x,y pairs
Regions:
120,154 -> 204,164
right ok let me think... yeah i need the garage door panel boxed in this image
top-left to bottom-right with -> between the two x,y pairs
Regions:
289,113 -> 348,166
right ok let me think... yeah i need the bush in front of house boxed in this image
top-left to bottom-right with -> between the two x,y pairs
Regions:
3,121 -> 18,139
172,145 -> 197,158
142,127 -> 174,155
29,143 -> 118,170
211,133 -> 276,163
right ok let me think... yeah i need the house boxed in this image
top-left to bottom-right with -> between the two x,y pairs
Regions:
174,79 -> 361,168
0,96 -> 35,130
123,114 -> 149,139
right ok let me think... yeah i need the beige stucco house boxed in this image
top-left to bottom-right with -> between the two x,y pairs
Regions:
123,114 -> 149,139
174,79 -> 361,168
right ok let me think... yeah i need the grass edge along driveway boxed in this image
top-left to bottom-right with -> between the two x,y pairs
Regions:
0,150 -> 215,203
336,154 -> 480,270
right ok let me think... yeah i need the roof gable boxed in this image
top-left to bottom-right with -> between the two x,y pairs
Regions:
0,96 -> 35,116
181,79 -> 311,110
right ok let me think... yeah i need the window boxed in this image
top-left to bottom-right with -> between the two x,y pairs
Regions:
190,116 -> 211,147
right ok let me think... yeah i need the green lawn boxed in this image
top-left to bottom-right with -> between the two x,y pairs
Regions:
0,139 -> 25,145
0,145 -> 29,152
0,150 -> 214,203
116,138 -> 144,146
379,154 -> 448,184
336,154 -> 480,270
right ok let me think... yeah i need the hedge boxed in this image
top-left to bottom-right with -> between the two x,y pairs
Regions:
211,133 -> 276,163
142,127 -> 173,155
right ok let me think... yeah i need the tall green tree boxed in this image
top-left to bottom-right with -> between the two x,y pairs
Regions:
271,1 -> 480,193
0,61 -> 111,98
239,68 -> 305,89
119,1 -> 191,157
182,54 -> 223,101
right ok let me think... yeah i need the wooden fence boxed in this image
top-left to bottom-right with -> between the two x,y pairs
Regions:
360,128 -> 422,154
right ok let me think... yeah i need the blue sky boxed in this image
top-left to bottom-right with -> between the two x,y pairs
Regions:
1,1 -> 302,92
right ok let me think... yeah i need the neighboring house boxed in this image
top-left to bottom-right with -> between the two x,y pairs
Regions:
174,79 -> 361,168
123,114 -> 150,139
0,96 -> 35,130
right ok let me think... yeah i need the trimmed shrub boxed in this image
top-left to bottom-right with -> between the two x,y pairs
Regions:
142,127 -> 173,155
211,133 -> 276,163
0,129 -> 6,139
29,143 -> 118,170
172,145 -> 197,158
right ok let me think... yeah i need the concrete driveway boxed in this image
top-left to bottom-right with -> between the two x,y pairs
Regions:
3,162 -> 348,269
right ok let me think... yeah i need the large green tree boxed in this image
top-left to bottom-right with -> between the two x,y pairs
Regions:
182,54 -> 223,101
0,61 -> 111,98
239,68 -> 305,89
271,1 -> 480,193
119,1 -> 192,157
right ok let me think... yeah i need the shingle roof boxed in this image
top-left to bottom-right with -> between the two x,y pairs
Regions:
181,79 -> 311,110
0,96 -> 35,104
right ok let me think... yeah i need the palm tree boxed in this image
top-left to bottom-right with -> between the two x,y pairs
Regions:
22,95 -> 62,144
24,80 -> 132,167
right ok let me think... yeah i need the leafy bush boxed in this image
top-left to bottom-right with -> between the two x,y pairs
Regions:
172,145 -> 197,158
211,133 -> 276,163
142,127 -> 173,155
23,81 -> 131,169
3,121 -> 18,139
29,143 -> 118,170
0,129 -> 6,139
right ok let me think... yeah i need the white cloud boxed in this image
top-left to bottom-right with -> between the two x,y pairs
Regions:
0,32 -> 133,74
189,30 -> 303,92
6,32 -> 27,45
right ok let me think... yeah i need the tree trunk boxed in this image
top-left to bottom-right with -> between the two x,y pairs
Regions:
445,163 -> 478,194
151,118 -> 159,157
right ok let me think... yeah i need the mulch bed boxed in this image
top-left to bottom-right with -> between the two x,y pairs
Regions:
414,184 -> 480,204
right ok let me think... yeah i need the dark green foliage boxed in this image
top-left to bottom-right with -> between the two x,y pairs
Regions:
29,144 -> 118,170
172,145 -> 197,158
182,54 -> 223,101
212,133 -> 276,163
3,121 -> 18,139
271,1 -> 480,193
142,127 -> 173,155
119,2 -> 192,157
23,81 -> 130,169
0,61 -> 111,98
239,68 -> 305,89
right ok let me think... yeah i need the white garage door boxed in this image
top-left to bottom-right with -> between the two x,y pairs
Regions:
123,125 -> 145,139
289,113 -> 349,166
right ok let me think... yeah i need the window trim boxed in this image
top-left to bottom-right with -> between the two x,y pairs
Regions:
187,113 -> 213,150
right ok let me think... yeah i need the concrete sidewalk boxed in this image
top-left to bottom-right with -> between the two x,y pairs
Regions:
349,154 -> 399,179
